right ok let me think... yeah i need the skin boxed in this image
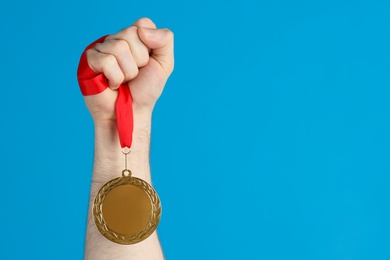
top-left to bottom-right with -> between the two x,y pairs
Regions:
83,17 -> 174,260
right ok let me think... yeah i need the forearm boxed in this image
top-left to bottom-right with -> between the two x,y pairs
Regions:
84,110 -> 164,260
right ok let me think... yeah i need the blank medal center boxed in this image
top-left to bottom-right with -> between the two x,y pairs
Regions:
102,185 -> 152,234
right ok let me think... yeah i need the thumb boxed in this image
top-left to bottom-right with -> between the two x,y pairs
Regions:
138,27 -> 174,75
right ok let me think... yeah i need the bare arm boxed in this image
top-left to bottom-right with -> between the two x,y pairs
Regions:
85,111 -> 163,259
81,17 -> 174,259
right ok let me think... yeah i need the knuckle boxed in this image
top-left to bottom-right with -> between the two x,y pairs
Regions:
109,84 -> 119,90
86,49 -> 108,73
86,49 -> 98,66
163,28 -> 174,39
138,58 -> 149,68
138,17 -> 152,24
111,39 -> 129,53
103,54 -> 117,67
127,67 -> 139,80
121,26 -> 138,36
86,48 -> 95,59
137,17 -> 156,28
118,73 -> 125,83
138,52 -> 149,67
112,74 -> 124,87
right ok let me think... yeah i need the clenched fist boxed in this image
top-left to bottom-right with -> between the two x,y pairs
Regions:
83,17 -> 174,124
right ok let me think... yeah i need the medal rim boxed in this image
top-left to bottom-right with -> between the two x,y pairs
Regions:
93,176 -> 161,245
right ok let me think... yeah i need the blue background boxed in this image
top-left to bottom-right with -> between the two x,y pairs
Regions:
1,0 -> 389,259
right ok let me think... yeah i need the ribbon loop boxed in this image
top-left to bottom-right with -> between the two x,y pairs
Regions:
77,36 -> 133,148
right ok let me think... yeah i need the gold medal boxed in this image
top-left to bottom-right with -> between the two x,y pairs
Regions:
93,150 -> 161,245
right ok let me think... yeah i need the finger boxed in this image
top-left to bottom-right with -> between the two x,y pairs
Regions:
132,17 -> 156,29
95,39 -> 139,81
105,18 -> 156,67
86,48 -> 124,90
131,18 -> 156,57
107,26 -> 149,68
137,28 -> 174,76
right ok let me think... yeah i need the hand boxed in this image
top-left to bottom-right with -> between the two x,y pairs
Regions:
83,18 -> 174,125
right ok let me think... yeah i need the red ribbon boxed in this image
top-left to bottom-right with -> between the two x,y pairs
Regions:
77,36 -> 133,149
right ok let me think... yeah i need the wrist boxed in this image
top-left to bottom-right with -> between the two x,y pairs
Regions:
91,108 -> 153,185
93,107 -> 152,132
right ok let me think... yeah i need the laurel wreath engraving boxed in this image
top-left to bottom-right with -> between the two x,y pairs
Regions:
93,176 -> 162,245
